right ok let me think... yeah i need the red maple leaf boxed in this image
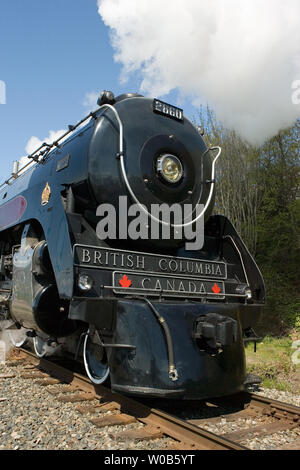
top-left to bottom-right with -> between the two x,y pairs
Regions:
119,275 -> 132,288
212,283 -> 221,294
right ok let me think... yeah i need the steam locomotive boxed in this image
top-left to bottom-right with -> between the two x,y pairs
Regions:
0,92 -> 265,399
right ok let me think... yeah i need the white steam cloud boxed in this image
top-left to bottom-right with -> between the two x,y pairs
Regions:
98,0 -> 300,145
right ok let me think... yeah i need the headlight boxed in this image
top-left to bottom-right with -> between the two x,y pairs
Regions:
78,274 -> 93,292
156,154 -> 183,184
236,284 -> 252,300
244,287 -> 252,300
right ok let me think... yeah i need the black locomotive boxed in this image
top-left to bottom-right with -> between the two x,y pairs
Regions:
0,92 -> 265,399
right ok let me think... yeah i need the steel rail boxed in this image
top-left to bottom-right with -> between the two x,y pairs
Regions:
15,348 -> 246,450
209,390 -> 300,420
244,392 -> 300,422
188,391 -> 300,449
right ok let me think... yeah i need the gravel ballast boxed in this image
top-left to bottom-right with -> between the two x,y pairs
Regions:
0,360 -> 299,450
0,361 -> 173,451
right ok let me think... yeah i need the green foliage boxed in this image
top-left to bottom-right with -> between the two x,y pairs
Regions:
245,336 -> 299,392
295,317 -> 300,334
195,110 -> 300,335
255,128 -> 300,334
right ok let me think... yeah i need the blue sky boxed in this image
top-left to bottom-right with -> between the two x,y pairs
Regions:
0,0 -> 195,181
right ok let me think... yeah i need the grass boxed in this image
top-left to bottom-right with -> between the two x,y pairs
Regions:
245,334 -> 300,394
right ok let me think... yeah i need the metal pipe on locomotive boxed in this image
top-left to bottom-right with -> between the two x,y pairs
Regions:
0,92 -> 265,399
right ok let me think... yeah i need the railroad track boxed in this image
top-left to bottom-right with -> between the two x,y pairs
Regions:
185,393 -> 300,450
3,348 -> 300,451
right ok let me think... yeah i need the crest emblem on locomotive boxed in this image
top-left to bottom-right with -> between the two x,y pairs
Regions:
41,182 -> 51,206
0,91 -> 265,398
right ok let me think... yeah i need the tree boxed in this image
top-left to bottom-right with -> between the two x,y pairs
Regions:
255,125 -> 300,333
196,106 -> 262,255
195,108 -> 300,334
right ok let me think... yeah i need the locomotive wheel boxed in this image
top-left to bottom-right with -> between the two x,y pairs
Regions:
33,336 -> 47,358
83,329 -> 110,385
8,329 -> 28,348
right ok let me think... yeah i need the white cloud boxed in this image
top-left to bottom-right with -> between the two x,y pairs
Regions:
83,91 -> 99,111
98,0 -> 300,145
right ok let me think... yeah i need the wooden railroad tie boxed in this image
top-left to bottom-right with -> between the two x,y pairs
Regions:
47,385 -> 79,395
76,402 -> 120,415
90,413 -> 137,428
0,373 -> 16,379
57,393 -> 95,403
222,420 -> 298,443
110,425 -> 163,442
20,372 -> 48,379
35,378 -> 61,386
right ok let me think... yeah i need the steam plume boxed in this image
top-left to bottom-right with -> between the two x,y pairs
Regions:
98,0 -> 300,144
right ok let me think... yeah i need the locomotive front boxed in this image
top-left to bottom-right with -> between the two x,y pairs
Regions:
68,93 -> 265,398
0,92 -> 265,399
77,93 -> 216,250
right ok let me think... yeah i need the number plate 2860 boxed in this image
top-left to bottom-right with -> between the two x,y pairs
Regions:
153,99 -> 183,121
